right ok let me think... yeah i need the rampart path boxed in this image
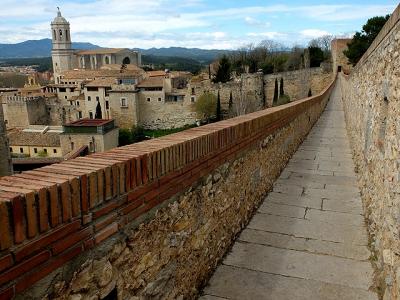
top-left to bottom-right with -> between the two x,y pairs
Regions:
201,83 -> 378,299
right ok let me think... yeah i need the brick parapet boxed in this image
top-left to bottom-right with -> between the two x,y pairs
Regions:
0,77 -> 336,298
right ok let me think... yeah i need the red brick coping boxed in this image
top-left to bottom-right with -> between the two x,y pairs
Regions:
0,78 -> 336,298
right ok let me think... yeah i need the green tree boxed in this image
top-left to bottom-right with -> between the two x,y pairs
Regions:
228,91 -> 233,111
262,79 -> 266,108
213,55 -> 231,83
344,15 -> 390,65
119,128 -> 133,146
195,92 -> 217,122
95,101 -> 102,119
260,61 -> 274,74
273,78 -> 278,106
308,46 -> 325,68
131,126 -> 146,143
280,77 -> 284,96
216,90 -> 222,121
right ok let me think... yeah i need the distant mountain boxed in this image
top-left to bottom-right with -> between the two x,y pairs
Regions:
0,39 -> 100,59
136,47 -> 233,64
0,39 -> 232,63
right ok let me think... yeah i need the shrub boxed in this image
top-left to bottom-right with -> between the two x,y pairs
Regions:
195,92 -> 217,122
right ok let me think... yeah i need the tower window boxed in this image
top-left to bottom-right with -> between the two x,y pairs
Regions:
59,29 -> 62,37
120,98 -> 127,107
66,30 -> 69,41
53,30 -> 56,40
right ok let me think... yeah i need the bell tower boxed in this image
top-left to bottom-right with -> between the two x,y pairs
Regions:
51,8 -> 73,83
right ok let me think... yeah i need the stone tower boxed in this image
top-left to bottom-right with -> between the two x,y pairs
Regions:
0,104 -> 12,176
51,8 -> 74,83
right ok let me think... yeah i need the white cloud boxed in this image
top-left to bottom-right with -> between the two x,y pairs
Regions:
247,32 -> 287,40
0,1 -> 396,49
300,29 -> 330,39
244,17 -> 271,27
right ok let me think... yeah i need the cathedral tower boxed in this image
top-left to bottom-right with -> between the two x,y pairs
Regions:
51,8 -> 74,83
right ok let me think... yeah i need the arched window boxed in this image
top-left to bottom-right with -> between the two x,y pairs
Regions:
105,56 -> 110,64
59,29 -> 63,38
122,57 -> 130,64
65,30 -> 69,41
53,29 -> 56,40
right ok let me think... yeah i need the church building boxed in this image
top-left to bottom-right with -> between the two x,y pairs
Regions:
51,9 -> 141,83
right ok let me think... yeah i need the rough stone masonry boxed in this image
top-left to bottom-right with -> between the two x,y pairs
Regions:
341,4 -> 400,299
0,75 -> 334,298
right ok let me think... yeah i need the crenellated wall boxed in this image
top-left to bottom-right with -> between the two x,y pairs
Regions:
340,4 -> 400,299
0,77 -> 335,299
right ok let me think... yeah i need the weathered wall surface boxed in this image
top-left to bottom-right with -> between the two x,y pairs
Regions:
0,79 -> 334,299
331,39 -> 353,74
137,91 -> 197,130
0,103 -> 12,176
264,67 -> 333,106
340,5 -> 400,299
191,68 -> 333,119
109,91 -> 139,129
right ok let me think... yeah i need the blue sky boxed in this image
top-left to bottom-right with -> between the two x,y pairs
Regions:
0,0 -> 397,49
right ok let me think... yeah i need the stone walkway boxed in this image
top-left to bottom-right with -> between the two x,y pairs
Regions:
200,84 -> 378,300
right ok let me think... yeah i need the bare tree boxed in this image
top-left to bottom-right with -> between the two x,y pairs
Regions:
309,35 -> 332,51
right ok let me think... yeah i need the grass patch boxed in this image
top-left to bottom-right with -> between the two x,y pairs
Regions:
143,124 -> 197,138
273,94 -> 291,107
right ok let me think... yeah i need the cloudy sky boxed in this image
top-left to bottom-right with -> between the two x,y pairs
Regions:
0,0 -> 397,49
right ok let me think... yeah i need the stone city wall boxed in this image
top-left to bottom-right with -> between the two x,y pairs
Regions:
340,4 -> 400,299
0,77 -> 335,299
263,67 -> 333,106
192,67 -> 333,119
138,91 -> 197,130
0,103 -> 11,176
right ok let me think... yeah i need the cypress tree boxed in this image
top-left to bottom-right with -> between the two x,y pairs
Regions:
273,78 -> 278,106
213,55 -> 231,83
216,90 -> 222,121
228,91 -> 233,110
262,79 -> 266,108
308,88 -> 312,97
280,77 -> 284,96
95,101 -> 102,119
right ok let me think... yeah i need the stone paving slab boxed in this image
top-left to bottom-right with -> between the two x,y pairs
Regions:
247,213 -> 368,245
202,265 -> 376,300
238,229 -> 371,261
266,192 -> 323,210
223,242 -> 374,289
200,84 -> 377,299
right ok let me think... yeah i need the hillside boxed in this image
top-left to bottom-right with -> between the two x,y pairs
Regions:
137,47 -> 232,64
0,39 -> 231,64
0,39 -> 99,58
